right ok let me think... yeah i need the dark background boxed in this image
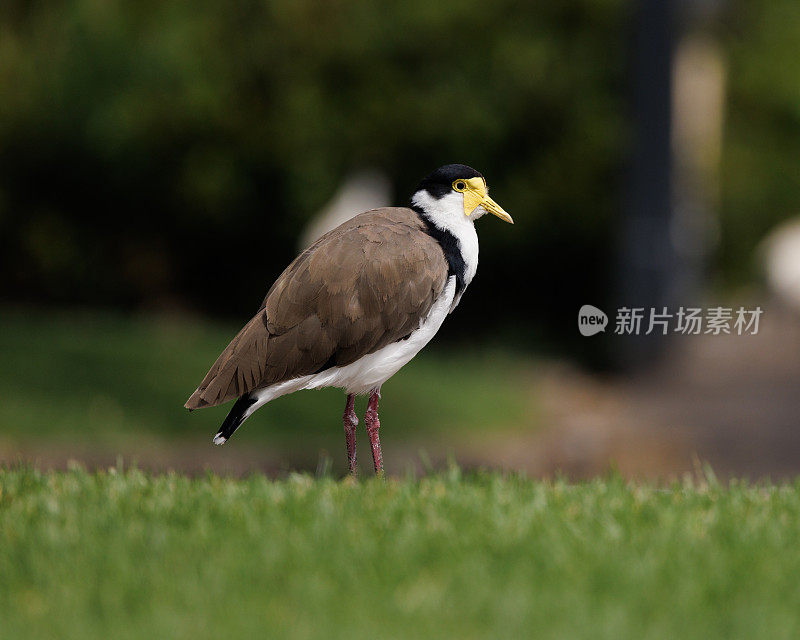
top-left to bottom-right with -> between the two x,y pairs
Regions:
3,1 -> 794,334
1,0 -> 799,477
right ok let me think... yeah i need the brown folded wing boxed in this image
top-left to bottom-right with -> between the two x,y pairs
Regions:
185,207 -> 448,409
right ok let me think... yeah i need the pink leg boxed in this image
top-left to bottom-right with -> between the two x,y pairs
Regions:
364,387 -> 383,476
343,393 -> 358,476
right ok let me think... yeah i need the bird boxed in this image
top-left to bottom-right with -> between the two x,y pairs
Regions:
184,164 -> 513,475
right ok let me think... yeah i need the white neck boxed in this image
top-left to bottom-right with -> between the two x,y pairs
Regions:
411,189 -> 480,292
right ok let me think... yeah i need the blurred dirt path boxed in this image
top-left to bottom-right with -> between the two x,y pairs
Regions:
488,304 -> 800,480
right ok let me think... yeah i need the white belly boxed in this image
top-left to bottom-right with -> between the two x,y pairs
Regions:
252,277 -> 456,404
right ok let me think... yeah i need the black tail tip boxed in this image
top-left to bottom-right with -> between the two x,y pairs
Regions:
212,395 -> 257,445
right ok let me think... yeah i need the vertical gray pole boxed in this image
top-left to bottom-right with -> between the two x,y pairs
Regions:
615,0 -> 675,369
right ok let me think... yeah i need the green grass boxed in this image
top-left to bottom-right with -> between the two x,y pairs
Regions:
2,467 -> 800,640
0,309 -> 536,448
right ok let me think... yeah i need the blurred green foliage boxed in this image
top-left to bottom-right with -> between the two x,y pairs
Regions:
721,0 -> 800,283
0,0 -> 797,336
0,0 -> 625,336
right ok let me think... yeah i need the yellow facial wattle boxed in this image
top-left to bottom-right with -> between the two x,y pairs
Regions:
452,177 -> 513,223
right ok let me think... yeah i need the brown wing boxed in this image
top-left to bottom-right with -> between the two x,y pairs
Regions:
185,207 -> 448,409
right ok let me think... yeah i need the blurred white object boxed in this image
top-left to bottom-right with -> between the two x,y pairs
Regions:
299,169 -> 392,249
763,218 -> 800,312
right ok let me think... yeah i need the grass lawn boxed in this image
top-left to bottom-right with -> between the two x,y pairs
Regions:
0,309 -> 536,452
2,467 -> 800,639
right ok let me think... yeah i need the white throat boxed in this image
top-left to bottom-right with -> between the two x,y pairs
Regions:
411,190 -> 480,291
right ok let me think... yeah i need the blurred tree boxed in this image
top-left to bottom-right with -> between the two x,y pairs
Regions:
721,0 -> 800,285
5,0 -> 793,354
0,0 -> 626,345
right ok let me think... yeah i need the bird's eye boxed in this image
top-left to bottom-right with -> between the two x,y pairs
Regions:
453,180 -> 467,191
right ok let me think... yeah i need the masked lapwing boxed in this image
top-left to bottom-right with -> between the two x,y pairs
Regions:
185,164 -> 513,475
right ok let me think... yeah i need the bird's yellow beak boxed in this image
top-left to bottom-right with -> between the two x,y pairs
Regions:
456,177 -> 514,224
